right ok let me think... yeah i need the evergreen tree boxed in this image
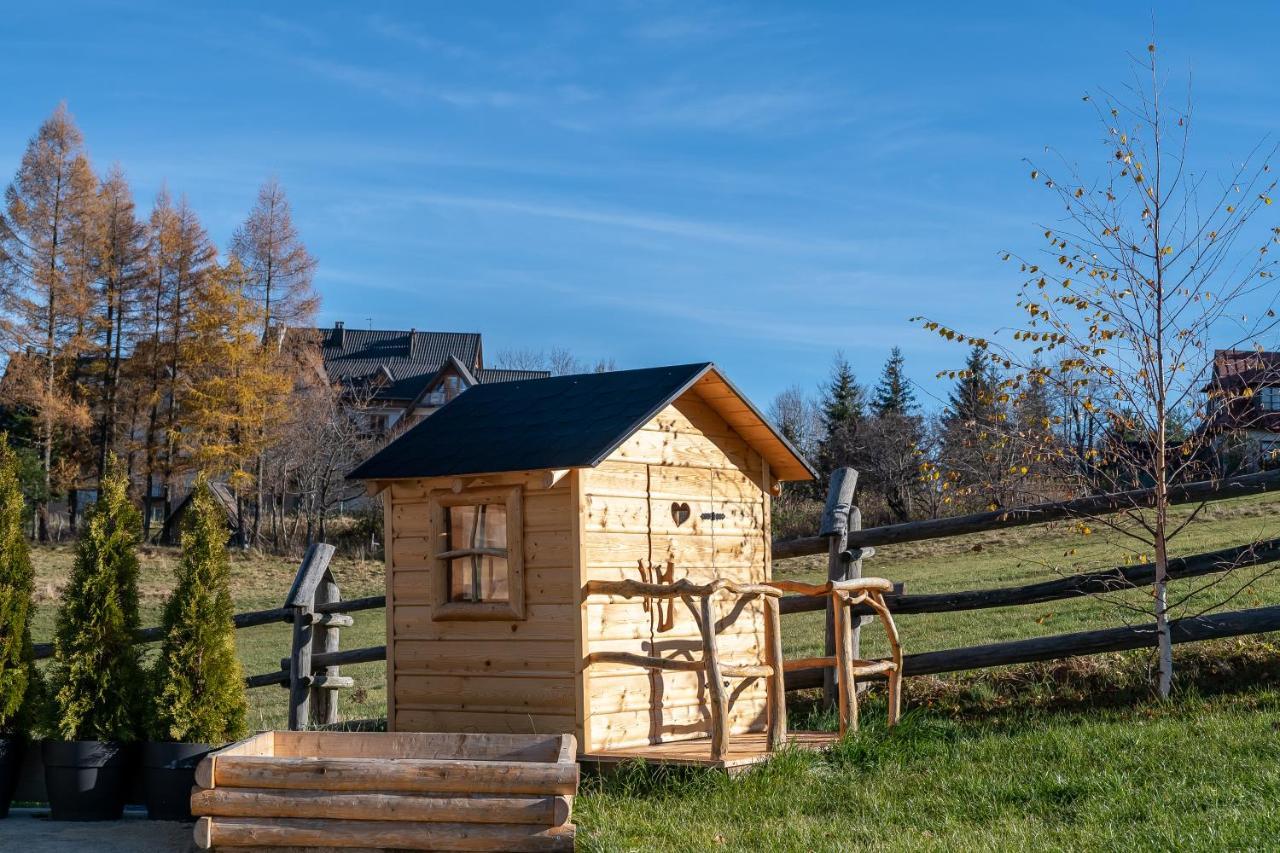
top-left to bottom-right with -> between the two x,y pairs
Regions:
820,352 -> 864,435
817,352 -> 866,474
872,347 -> 916,416
149,479 -> 248,743
48,460 -> 143,741
940,345 -> 1017,509
945,345 -> 1000,427
0,436 -> 36,734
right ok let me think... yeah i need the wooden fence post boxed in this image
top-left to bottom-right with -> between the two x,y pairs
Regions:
847,505 -> 865,682
284,543 -> 337,731
310,575 -> 342,726
288,601 -> 314,731
820,468 -> 858,710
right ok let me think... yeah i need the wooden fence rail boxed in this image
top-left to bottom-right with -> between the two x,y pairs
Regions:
773,467 -> 1280,559
27,466 -> 1280,728
784,602 -> 1280,689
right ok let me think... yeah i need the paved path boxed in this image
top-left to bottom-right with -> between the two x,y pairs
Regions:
0,808 -> 195,852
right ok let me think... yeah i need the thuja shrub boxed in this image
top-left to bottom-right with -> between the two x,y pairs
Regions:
149,479 -> 247,743
48,461 -> 144,741
0,435 -> 36,735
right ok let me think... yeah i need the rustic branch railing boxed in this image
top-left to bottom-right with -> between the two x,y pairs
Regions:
585,575 -> 903,754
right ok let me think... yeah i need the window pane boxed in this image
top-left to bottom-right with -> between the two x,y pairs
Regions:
448,504 -> 507,550
445,503 -> 509,603
448,555 -> 509,603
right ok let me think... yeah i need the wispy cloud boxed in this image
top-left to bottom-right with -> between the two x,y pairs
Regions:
291,56 -> 529,110
402,191 -> 861,253
366,14 -> 477,60
627,86 -> 829,131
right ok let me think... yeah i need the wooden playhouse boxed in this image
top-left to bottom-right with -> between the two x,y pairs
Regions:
352,363 -> 898,769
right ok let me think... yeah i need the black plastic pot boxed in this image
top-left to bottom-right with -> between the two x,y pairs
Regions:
42,739 -> 135,821
142,741 -> 215,821
0,736 -> 23,818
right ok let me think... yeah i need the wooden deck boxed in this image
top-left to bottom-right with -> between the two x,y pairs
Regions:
580,731 -> 839,773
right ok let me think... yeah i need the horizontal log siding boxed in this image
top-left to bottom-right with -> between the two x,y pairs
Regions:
582,397 -> 770,751
387,477 -> 577,735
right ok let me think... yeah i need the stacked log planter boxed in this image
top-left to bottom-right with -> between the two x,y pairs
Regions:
190,731 -> 577,851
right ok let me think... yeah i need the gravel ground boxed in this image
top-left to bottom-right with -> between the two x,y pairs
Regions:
0,808 -> 195,852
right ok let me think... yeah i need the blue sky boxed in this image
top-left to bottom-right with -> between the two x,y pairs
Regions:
3,2 -> 1279,409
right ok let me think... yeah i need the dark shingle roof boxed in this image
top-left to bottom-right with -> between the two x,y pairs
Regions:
304,326 -> 482,402
348,363 -> 815,481
475,368 -> 552,383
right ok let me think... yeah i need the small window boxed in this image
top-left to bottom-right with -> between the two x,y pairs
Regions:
430,486 -> 524,621
446,503 -> 509,603
1259,387 -> 1280,412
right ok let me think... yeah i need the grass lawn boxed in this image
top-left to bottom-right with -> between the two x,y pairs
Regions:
28,544 -> 389,731
26,491 -> 1280,850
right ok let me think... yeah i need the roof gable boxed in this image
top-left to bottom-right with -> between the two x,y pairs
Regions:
348,363 -> 815,482
299,326 -> 483,402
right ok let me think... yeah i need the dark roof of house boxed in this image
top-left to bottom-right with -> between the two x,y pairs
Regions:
303,325 -> 483,402
158,482 -> 240,543
1203,349 -> 1280,392
476,367 -> 551,383
348,362 -> 816,482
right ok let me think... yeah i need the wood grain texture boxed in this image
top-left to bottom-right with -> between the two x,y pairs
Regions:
209,756 -> 578,795
191,787 -> 570,826
195,816 -> 575,851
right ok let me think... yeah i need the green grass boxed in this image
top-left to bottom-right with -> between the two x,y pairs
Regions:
24,492 -> 1280,849
29,544 -> 389,731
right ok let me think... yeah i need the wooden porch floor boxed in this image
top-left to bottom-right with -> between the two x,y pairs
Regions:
580,731 -> 839,773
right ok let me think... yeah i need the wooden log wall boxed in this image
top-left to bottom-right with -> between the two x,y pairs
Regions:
579,396 -> 773,752
191,731 -> 577,852
384,474 -> 578,736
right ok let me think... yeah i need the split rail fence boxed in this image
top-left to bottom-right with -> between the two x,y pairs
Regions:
31,467 -> 1280,728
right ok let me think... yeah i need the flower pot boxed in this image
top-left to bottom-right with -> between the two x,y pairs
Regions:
42,739 -> 136,821
142,741 -> 216,821
0,736 -> 24,818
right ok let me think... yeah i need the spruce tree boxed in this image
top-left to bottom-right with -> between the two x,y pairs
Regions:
0,435 -> 36,735
149,479 -> 247,743
48,460 -> 143,741
872,347 -> 916,416
817,352 -> 866,474
945,344 -> 1000,427
820,352 -> 865,435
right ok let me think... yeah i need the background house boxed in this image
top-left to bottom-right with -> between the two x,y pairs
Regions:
304,322 -> 550,436
1201,349 -> 1280,471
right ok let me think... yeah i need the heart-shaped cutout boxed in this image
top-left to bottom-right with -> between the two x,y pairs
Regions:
671,502 -> 691,526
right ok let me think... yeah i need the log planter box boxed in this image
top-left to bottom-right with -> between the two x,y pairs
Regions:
190,731 -> 578,851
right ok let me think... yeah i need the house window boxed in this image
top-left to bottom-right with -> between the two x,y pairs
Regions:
1258,387 -> 1280,412
446,504 -> 509,602
442,374 -> 465,401
430,486 -> 524,621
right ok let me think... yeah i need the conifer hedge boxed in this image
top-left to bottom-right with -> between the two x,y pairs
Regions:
48,461 -> 144,741
149,479 -> 248,743
0,436 -> 35,736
